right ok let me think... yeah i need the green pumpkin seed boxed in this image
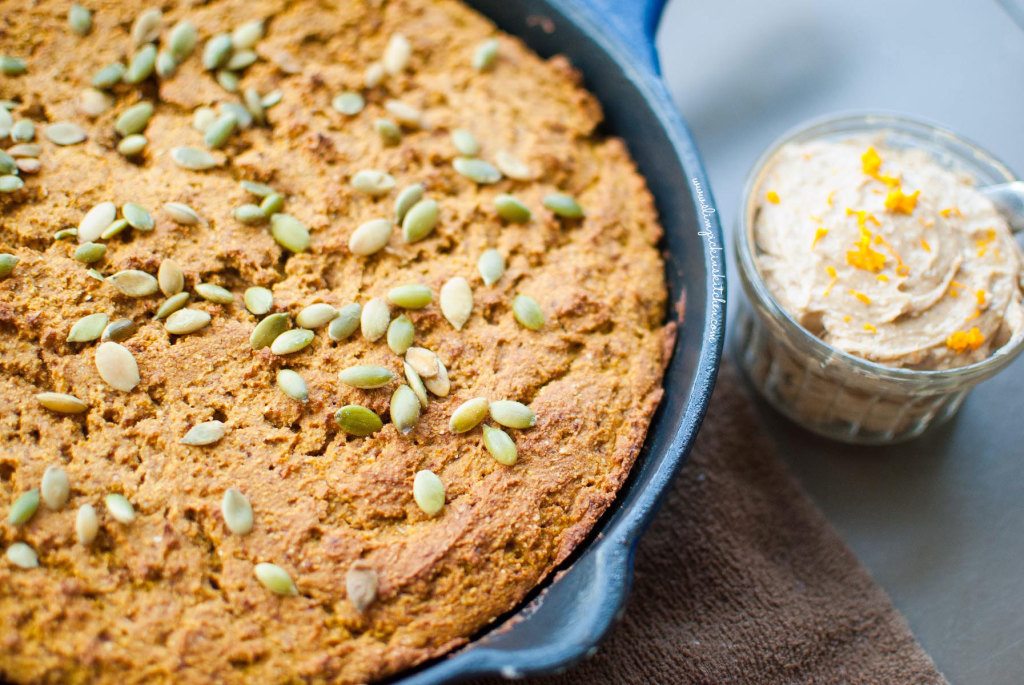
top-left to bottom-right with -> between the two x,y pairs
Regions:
495,194 -> 531,223
244,286 -> 274,315
473,38 -> 500,71
41,466 -> 70,510
250,312 -> 290,349
99,219 -> 129,240
92,62 -> 126,89
181,420 -> 225,446
117,134 -> 147,157
122,202 -> 154,231
76,504 -> 99,544
164,307 -> 210,334
54,227 -> 78,241
339,365 -> 395,389
169,21 -> 198,60
329,303 -> 361,341
348,218 -> 392,256
352,169 -> 396,196
451,128 -> 480,157
394,184 -> 424,223
220,101 -> 254,129
405,346 -> 439,378
513,295 -> 545,330
36,391 -> 87,413
0,175 -> 23,192
157,259 -> 184,296
222,488 -> 253,535
390,384 -> 420,434
68,4 -> 92,36
244,87 -> 266,124
412,470 -> 445,516
449,396 -> 489,434
7,143 -> 40,158
45,122 -> 87,146
109,269 -> 158,297
226,49 -> 258,71
383,33 -> 411,75
156,53 -> 180,79
384,99 -> 423,129
216,69 -> 239,93
164,202 -> 202,225
270,328 -> 314,355
131,8 -> 162,46
0,253 -> 18,277
276,369 -> 308,402
115,102 -> 154,137
102,318 -> 137,342
332,91 -> 364,116
192,106 -> 216,132
67,312 -> 108,342
78,88 -> 113,117
258,194 -> 282,217
482,425 -> 517,465
155,291 -> 190,320
8,489 -> 39,525
270,213 -> 311,253
6,542 -> 37,569
387,284 -> 433,309
404,362 -> 429,408
495,151 -> 535,180
261,90 -> 283,108
489,400 -> 537,429
205,112 -> 237,149
234,203 -> 265,224
15,158 -> 38,174
94,341 -> 140,391
364,61 -> 385,88
232,20 -> 265,50
360,297 -> 390,341
375,118 -> 402,146
124,44 -> 157,84
254,562 -> 297,596
440,277 -> 473,330
454,157 -> 502,184
105,493 -> 135,524
295,303 -> 337,329
477,249 -> 505,286
195,282 -> 233,304
544,193 -> 584,218
0,108 -> 9,137
387,314 -> 415,354
203,33 -> 233,70
241,180 -> 275,197
86,269 -> 104,281
335,405 -> 383,437
346,564 -> 378,613
401,198 -> 439,243
0,150 -> 15,174
11,119 -> 34,142
171,146 -> 218,170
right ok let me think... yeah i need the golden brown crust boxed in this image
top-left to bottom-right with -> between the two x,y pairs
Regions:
0,1 -> 671,682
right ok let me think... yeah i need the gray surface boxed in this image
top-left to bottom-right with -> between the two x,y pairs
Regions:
656,1 -> 1024,683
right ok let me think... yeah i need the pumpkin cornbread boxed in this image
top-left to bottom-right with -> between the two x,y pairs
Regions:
0,1 -> 672,683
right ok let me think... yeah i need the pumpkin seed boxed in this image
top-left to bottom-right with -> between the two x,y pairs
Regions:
155,291 -> 190,320
232,20 -> 265,50
11,119 -> 34,142
346,564 -> 378,613
181,420 -> 226,446
0,175 -> 23,192
250,312 -> 290,349
95,341 -> 140,391
412,470 -> 445,516
195,282 -> 233,304
192,106 -> 216,132
360,298 -> 390,341
244,88 -> 266,124
404,362 -> 429,408
117,134 -> 147,156
67,312 -> 108,342
473,38 -> 500,71
92,62 -> 126,89
260,193 -> 284,216
270,213 -> 310,252
36,391 -> 87,413
375,118 -> 402,146
544,193 -> 584,218
383,34 -> 411,75
384,99 -> 423,129
0,253 -> 17,277
234,203 -> 265,224
339,365 -> 395,389
254,562 -> 297,596
0,107 -> 9,137
45,122 -> 87,146
122,202 -> 154,231
489,400 -> 536,429
115,102 -> 154,136
7,143 -> 40,158
451,128 -> 480,157
364,61 -> 385,88
6,542 -> 37,569
387,284 -> 432,309
270,328 -> 314,355
401,199 -> 439,243
109,270 -> 158,297
216,69 -> 239,93
99,219 -> 129,240
244,286 -> 273,315
440,277 -> 473,330
78,88 -> 113,117
390,384 -> 420,434
423,359 -> 450,397
164,308 -> 210,334
54,228 -> 78,241
226,49 -> 258,71
296,303 -> 337,329
477,249 -> 505,286
329,303 -> 361,341
454,157 -> 501,185
220,100 -> 253,129
68,4 -> 92,36
222,488 -> 253,535
482,425 -> 517,466
205,112 -> 237,149
335,405 -> 383,437
495,151 -> 535,181
75,504 -> 99,544
332,91 -> 365,116
394,184 -> 424,223
124,44 -> 157,84
495,194 -> 531,223
449,397 -> 489,434
102,318 -> 137,342
8,489 -> 39,525
513,295 -> 545,330
164,202 -> 202,225
276,369 -> 308,402
171,146 -> 218,170
405,346 -> 439,378
158,259 -> 184,296
86,269 -> 104,281
169,21 -> 198,61
352,169 -> 396,196
241,179 -> 275,197
105,493 -> 135,524
15,158 -> 39,175
0,150 -> 14,173
203,33 -> 233,70
261,90 -> 283,109
387,314 -> 415,354
156,52 -> 177,79
41,466 -> 70,510
74,242 -> 106,264
131,8 -> 162,47
349,218 -> 392,256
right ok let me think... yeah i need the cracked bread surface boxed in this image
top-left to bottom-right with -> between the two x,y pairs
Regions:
0,0 -> 672,682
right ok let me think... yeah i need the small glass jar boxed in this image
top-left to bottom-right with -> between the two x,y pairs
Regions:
734,113 -> 1024,444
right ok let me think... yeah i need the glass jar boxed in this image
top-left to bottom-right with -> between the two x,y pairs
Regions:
734,113 -> 1024,444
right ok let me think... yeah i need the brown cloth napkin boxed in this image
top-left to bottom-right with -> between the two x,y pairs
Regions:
478,363 -> 946,684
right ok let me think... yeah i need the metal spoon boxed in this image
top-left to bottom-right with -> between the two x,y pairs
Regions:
982,182 -> 1024,233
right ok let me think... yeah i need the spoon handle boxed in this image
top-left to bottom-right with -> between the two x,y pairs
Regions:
981,181 -> 1024,234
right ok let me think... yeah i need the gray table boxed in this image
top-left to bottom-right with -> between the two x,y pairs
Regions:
656,1 -> 1024,682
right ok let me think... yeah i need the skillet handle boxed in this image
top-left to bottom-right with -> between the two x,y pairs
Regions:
575,0 -> 669,75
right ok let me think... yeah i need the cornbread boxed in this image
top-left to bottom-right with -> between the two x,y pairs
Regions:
0,1 -> 672,683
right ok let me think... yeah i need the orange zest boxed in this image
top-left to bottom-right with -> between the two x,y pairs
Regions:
884,187 -> 920,214
946,327 -> 985,354
844,210 -> 887,272
863,322 -> 878,334
920,238 -> 931,252
848,289 -> 872,305
823,265 -> 838,297
811,227 -> 829,249
765,190 -> 780,204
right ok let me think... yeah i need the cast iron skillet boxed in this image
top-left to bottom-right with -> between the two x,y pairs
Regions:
395,0 -> 726,681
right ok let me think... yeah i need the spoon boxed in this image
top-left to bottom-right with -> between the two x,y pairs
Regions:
982,181 -> 1024,233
